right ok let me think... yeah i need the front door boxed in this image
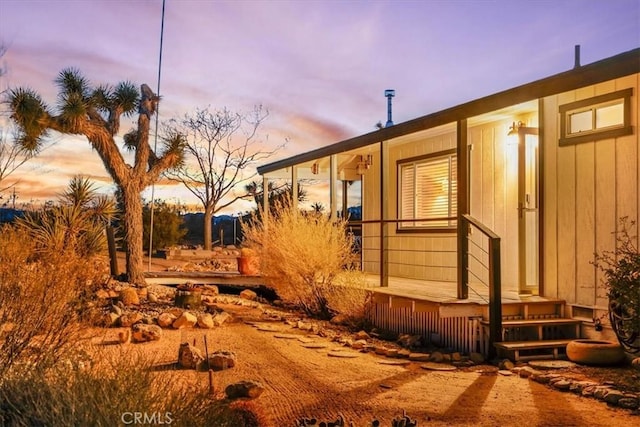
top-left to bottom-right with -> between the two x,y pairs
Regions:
518,130 -> 539,294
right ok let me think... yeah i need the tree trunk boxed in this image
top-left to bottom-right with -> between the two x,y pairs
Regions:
122,186 -> 146,286
203,205 -> 213,251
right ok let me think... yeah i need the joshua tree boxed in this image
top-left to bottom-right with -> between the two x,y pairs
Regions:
164,106 -> 282,250
0,44 -> 35,196
8,69 -> 184,284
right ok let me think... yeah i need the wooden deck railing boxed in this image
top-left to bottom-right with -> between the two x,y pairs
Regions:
461,214 -> 502,357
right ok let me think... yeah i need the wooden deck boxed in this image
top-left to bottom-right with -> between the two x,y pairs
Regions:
144,271 -> 265,286
363,274 -> 557,306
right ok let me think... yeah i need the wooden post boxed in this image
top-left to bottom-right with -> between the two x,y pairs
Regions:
488,237 -> 503,359
106,225 -> 119,277
457,119 -> 469,299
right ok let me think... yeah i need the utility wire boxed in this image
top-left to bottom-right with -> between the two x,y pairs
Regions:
148,0 -> 166,271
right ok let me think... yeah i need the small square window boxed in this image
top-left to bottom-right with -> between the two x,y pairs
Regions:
560,88 -> 633,146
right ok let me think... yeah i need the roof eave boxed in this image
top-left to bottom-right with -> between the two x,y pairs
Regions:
258,47 -> 640,175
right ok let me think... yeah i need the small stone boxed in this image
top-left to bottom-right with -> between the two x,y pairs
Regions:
451,352 -> 462,362
147,292 -> 159,303
203,285 -> 219,295
119,288 -> 140,306
104,312 -> 120,327
239,289 -> 257,301
225,380 -> 265,399
330,314 -> 348,325
397,334 -> 422,349
352,340 -> 367,350
208,350 -> 237,371
398,349 -> 411,359
109,304 -> 122,316
617,396 -> 639,409
552,380 -> 572,391
354,330 -> 370,341
469,352 -> 485,364
594,386 -> 612,400
96,289 -> 110,299
421,362 -> 457,371
603,390 -> 625,405
119,312 -> 143,327
409,352 -> 430,362
385,348 -> 400,358
157,312 -> 177,328
498,359 -> 514,370
167,307 -> 184,318
518,367 -> 539,378
213,311 -> 232,326
429,351 -> 444,363
374,346 -> 387,355
131,324 -> 162,343
173,311 -> 197,329
118,329 -> 131,344
498,370 -> 513,376
631,358 -> 640,371
197,313 -> 215,329
582,385 -> 597,397
178,343 -> 204,369
569,381 -> 597,394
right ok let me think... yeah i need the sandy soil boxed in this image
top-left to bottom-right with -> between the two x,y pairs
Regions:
92,297 -> 639,427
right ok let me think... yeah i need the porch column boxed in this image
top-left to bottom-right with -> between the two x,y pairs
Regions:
457,119 -> 469,299
341,180 -> 348,219
380,140 -> 389,287
330,154 -> 338,220
291,166 -> 298,212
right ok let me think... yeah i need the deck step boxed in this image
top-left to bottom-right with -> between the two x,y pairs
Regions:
494,339 -> 572,362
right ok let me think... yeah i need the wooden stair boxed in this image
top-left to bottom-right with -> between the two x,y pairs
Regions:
480,299 -> 582,361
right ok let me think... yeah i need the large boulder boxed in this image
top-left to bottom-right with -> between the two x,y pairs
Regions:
157,312 -> 178,328
178,343 -> 204,369
208,350 -> 236,371
239,289 -> 257,301
131,324 -> 162,343
213,311 -> 232,326
119,288 -> 140,306
119,312 -> 143,327
172,312 -> 197,329
197,313 -> 215,329
225,380 -> 265,399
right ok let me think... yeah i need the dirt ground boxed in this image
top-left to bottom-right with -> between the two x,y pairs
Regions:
91,300 -> 637,427
96,253 -> 640,426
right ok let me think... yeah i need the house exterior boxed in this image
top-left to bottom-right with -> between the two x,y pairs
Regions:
257,48 -> 640,359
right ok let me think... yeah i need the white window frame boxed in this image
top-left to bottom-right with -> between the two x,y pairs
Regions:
397,149 -> 457,232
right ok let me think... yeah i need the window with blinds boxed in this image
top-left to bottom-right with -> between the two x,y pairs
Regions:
398,151 -> 457,230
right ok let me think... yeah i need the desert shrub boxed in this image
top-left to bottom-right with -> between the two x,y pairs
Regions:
143,199 -> 187,251
593,217 -> 640,353
0,224 -> 107,377
243,199 -> 369,320
0,350 -> 265,427
15,176 -> 116,257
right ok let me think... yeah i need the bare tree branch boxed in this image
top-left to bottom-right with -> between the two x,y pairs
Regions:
164,105 -> 285,249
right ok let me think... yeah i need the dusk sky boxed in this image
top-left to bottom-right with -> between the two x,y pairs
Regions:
1,0 -> 639,214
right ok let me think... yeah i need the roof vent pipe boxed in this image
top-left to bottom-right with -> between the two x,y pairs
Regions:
574,44 -> 581,68
385,89 -> 395,127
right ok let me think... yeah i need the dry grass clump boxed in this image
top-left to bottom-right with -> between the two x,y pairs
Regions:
0,224 -> 107,377
243,200 -> 370,321
0,349 -> 265,426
